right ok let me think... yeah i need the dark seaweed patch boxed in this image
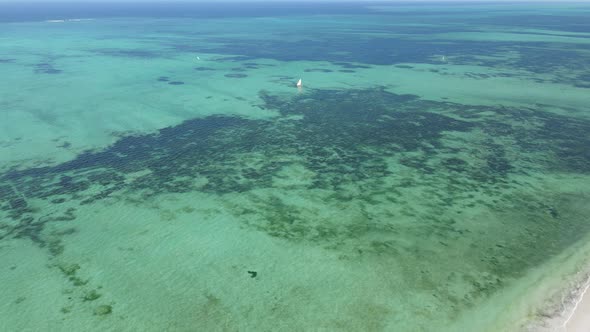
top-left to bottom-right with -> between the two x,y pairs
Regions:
338,69 -> 355,73
58,142 -> 71,148
94,305 -> 112,316
463,72 -> 490,79
83,290 -> 102,302
190,35 -> 477,66
224,73 -> 248,78
574,73 -> 590,88
34,63 -> 62,74
157,76 -> 170,82
5,87 -> 584,217
239,62 -> 274,70
304,68 -> 333,73
182,29 -> 590,89
1,87 -> 589,312
168,81 -> 185,85
93,48 -> 161,58
332,62 -> 371,69
441,158 -> 468,172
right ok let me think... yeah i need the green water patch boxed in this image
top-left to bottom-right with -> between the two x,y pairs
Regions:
1,86 -> 589,319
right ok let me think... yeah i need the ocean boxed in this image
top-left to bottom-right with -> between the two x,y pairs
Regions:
1,2 -> 589,331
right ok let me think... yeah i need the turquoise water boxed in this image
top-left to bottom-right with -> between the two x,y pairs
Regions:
1,2 -> 590,331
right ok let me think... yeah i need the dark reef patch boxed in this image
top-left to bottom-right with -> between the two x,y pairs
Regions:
224,73 -> 248,78
34,63 -> 62,74
574,73 -> 590,88
157,76 -> 170,82
1,87 -> 589,221
304,68 -> 333,73
189,34 -> 519,68
168,81 -> 185,85
194,66 -> 216,71
332,62 -> 371,69
1,87 -> 589,308
240,62 -> 274,69
177,24 -> 590,88
94,305 -> 112,316
58,141 -> 71,148
441,158 -> 468,173
92,48 -> 162,59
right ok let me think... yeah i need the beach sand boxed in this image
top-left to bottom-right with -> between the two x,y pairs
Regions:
515,233 -> 590,332
564,283 -> 590,332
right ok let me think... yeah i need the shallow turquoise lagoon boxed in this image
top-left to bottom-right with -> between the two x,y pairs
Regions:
1,2 -> 590,331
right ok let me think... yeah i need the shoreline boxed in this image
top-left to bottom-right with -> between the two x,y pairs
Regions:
557,274 -> 590,332
522,267 -> 590,332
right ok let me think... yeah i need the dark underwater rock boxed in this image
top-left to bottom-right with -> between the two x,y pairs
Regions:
224,73 -> 248,78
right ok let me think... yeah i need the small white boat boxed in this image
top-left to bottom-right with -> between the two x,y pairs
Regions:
296,78 -> 302,88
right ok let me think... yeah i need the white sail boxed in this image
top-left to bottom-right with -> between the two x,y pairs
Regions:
296,78 -> 302,87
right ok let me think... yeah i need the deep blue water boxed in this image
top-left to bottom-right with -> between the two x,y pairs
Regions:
0,2 -> 378,22
3,2 -> 590,33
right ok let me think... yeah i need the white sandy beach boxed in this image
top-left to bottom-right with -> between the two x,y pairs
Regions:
564,285 -> 590,332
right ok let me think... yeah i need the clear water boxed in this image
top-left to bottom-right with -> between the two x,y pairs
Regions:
1,2 -> 590,331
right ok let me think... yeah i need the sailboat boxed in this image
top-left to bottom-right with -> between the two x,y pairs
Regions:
296,78 -> 302,88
